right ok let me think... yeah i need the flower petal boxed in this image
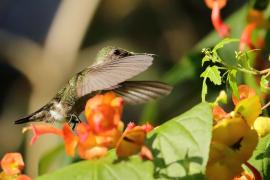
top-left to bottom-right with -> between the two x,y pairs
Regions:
17,174 -> 32,180
78,146 -> 107,160
234,96 -> 261,127
254,117 -> 270,137
1,153 -> 24,176
210,0 -> 230,37
116,126 -> 146,157
23,124 -> 63,145
140,146 -> 153,160
232,85 -> 256,105
212,117 -> 250,146
213,105 -> 228,122
62,123 -> 79,157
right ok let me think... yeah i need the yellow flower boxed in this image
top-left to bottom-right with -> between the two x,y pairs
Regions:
254,116 -> 270,137
234,96 -> 261,127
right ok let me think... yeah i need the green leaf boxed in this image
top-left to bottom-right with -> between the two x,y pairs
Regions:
248,133 -> 270,179
201,79 -> 208,102
260,74 -> 270,93
200,66 -> 222,86
201,48 -> 213,66
228,69 -> 239,98
147,103 -> 212,179
39,144 -> 73,175
212,38 -> 239,52
200,66 -> 222,101
37,151 -> 154,180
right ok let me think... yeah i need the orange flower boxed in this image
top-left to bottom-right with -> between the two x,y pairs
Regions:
1,153 -> 24,176
17,175 -> 33,180
23,92 -> 153,160
22,124 -> 63,145
213,105 -> 228,122
85,92 -> 124,134
240,9 -> 270,51
0,153 -> 32,180
233,162 -> 262,180
239,23 -> 257,51
116,123 -> 153,158
62,123 -> 79,156
232,84 -> 256,105
205,0 -> 230,37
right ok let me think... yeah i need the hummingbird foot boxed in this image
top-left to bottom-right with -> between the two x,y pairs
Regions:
68,114 -> 81,130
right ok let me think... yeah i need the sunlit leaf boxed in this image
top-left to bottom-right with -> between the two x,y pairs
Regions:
37,151 -> 154,180
248,133 -> 270,179
147,103 -> 212,179
201,66 -> 222,101
201,66 -> 222,86
228,69 -> 239,98
260,74 -> 270,93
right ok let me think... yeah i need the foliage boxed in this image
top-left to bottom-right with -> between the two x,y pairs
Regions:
34,103 -> 212,179
2,1 -> 270,180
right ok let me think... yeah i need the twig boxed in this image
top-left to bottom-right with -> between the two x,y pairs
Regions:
262,100 -> 270,110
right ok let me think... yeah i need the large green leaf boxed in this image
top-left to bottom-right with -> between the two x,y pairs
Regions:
147,103 -> 212,179
249,133 -> 270,179
36,151 -> 154,180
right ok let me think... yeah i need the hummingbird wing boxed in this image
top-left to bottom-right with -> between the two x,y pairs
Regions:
76,55 -> 153,97
113,81 -> 173,104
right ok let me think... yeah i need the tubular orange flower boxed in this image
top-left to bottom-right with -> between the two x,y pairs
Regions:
205,0 -> 230,37
23,92 -> 152,160
1,153 -> 24,176
239,23 -> 257,51
0,153 -> 32,180
213,105 -> 228,122
85,92 -> 124,134
240,9 -> 270,51
116,123 -> 152,158
62,123 -> 79,156
17,175 -> 33,180
140,146 -> 153,160
78,146 -> 108,160
232,85 -> 256,105
22,124 -> 63,145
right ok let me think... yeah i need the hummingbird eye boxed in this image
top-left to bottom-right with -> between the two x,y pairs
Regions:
113,49 -> 121,56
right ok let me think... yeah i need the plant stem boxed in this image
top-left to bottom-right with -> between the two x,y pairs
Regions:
262,100 -> 270,110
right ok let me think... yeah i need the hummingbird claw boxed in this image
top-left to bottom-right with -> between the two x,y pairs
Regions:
68,114 -> 81,130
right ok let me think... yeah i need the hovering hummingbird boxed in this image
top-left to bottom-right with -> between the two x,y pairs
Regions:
15,47 -> 172,127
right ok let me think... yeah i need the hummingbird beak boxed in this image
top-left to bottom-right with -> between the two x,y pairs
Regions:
132,53 -> 157,57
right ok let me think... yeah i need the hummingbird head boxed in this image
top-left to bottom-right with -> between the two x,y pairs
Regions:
95,46 -> 133,65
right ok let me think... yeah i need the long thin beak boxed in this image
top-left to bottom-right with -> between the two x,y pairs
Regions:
133,53 -> 157,57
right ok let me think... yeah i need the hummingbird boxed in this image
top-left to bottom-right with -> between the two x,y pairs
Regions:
15,47 -> 172,128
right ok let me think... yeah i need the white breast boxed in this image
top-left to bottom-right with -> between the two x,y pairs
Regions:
49,102 -> 66,122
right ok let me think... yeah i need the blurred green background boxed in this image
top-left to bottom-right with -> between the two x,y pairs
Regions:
0,0 -> 247,176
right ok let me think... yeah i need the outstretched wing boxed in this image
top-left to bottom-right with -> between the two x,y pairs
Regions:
76,55 -> 153,97
71,81 -> 172,115
113,81 -> 173,104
